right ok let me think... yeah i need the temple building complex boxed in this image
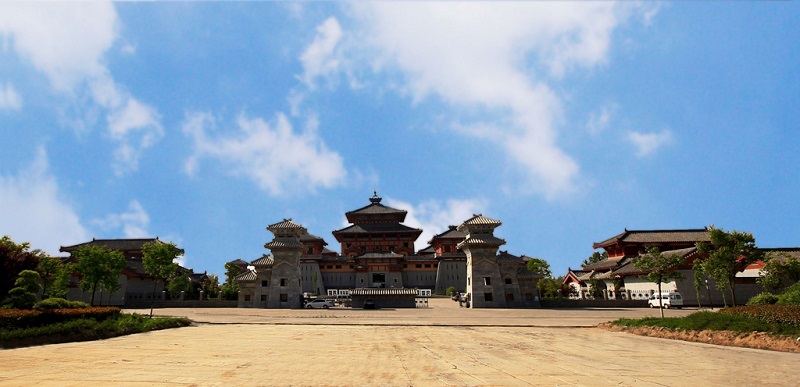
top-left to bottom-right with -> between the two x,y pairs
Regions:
234,193 -> 541,308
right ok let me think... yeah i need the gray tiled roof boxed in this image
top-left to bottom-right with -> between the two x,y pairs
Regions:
496,251 -> 523,262
458,236 -> 506,247
234,270 -> 257,282
761,248 -> 800,262
582,256 -> 625,271
267,218 -> 306,231
265,240 -> 304,249
428,225 -> 466,243
333,223 -> 422,234
458,214 -> 501,228
250,255 -> 274,267
60,238 -> 166,253
593,228 -> 709,249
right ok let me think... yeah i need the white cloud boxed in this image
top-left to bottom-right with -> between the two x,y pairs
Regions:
385,197 -> 486,251
0,1 -> 162,174
0,147 -> 89,256
106,98 -> 164,175
299,17 -> 343,89
341,2 -> 650,199
627,130 -> 674,157
182,112 -> 347,196
0,83 -> 22,110
91,200 -> 151,239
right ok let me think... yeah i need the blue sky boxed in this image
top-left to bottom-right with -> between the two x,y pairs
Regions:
1,2 -> 798,279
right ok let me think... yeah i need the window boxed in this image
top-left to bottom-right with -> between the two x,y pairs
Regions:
424,264 -> 431,268
403,264 -> 407,268
484,292 -> 493,302
416,264 -> 422,268
505,293 -> 514,302
335,265 -> 341,269
244,294 -> 251,302
280,278 -> 287,287
261,280 -> 269,287
280,294 -> 288,302
504,278 -> 512,285
261,295 -> 267,302
483,277 -> 491,286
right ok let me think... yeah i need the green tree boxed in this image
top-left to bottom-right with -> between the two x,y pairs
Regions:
2,270 -> 42,309
1,236 -> 45,299
692,259 -> 706,309
36,257 -> 69,299
167,275 -> 192,299
224,261 -> 243,285
201,274 -> 220,299
757,252 -> 800,293
526,257 -> 552,278
633,247 -> 685,318
696,226 -> 763,306
73,245 -> 126,306
582,251 -> 608,267
537,276 -> 569,299
220,283 -> 239,300
142,241 -> 182,317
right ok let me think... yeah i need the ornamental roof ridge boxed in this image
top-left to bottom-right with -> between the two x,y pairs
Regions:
267,218 -> 306,231
457,214 -> 502,231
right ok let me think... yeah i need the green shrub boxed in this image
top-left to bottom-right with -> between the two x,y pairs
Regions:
34,298 -> 90,310
613,306 -> 800,337
2,270 -> 42,310
747,292 -> 779,305
777,290 -> 800,305
719,304 -> 800,327
0,313 -> 192,348
446,286 -> 457,296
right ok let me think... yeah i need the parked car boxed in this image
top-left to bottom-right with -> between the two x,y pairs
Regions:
306,299 -> 333,309
363,299 -> 376,309
648,292 -> 683,309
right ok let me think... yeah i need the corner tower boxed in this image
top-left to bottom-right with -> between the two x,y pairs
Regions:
265,219 -> 306,308
457,214 -> 506,308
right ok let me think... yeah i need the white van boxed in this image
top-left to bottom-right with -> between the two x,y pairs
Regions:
648,292 -> 683,309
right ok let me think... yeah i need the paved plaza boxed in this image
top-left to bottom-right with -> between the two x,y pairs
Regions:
1,299 -> 799,386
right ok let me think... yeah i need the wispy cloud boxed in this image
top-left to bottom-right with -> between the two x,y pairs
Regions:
385,197 -> 487,251
0,1 -> 162,174
0,83 -> 22,110
337,2 -> 653,199
91,200 -> 151,238
0,147 -> 88,255
182,112 -> 347,196
299,17 -> 343,90
628,130 -> 674,157
587,103 -> 617,135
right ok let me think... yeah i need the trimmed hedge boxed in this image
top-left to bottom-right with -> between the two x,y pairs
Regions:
34,298 -> 90,310
747,293 -> 779,306
0,307 -> 120,329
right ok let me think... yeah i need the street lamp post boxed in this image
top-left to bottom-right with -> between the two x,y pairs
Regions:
705,278 -> 713,310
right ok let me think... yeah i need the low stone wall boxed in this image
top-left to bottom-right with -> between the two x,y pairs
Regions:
125,300 -> 238,308
540,299 -> 648,308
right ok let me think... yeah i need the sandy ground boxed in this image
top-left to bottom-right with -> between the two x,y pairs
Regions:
1,299 -> 798,386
